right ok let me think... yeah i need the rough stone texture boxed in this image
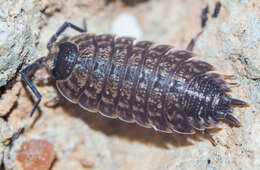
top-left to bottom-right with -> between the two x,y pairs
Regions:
0,0 -> 40,87
0,82 -> 22,117
1,0 -> 259,169
0,0 -> 41,168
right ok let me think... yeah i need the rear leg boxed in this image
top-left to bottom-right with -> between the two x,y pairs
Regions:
202,130 -> 217,146
212,2 -> 222,18
201,5 -> 209,28
186,2 -> 223,51
186,31 -> 203,51
186,3 -> 209,51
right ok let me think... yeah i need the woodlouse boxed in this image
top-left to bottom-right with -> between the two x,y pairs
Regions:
21,22 -> 247,142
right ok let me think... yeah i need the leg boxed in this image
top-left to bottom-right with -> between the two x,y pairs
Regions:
21,56 -> 48,117
186,31 -> 203,51
201,5 -> 209,28
9,128 -> 24,148
47,21 -> 88,50
14,56 -> 48,145
186,4 -> 211,51
188,2 -> 222,51
203,130 -> 217,146
225,114 -> 241,127
83,18 -> 87,32
212,2 -> 222,18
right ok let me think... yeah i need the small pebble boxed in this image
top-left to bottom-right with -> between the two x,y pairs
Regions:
16,139 -> 56,170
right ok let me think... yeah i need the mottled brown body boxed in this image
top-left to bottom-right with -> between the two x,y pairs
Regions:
17,21 -> 248,149
52,33 -> 245,134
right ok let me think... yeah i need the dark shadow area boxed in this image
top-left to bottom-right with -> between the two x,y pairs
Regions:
0,85 -> 5,98
61,98 -> 220,149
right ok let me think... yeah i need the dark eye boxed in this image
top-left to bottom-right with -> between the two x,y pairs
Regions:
52,42 -> 78,80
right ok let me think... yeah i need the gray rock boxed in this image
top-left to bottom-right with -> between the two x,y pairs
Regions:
0,0 -> 40,87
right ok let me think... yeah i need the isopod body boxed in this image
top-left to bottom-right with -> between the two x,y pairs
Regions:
22,22 -> 247,136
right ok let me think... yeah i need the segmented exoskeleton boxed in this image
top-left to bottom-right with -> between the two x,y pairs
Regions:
21,22 -> 247,140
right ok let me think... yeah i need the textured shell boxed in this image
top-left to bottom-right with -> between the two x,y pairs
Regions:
55,33 -> 243,134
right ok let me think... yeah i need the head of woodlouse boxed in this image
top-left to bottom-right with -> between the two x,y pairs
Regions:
47,42 -> 78,80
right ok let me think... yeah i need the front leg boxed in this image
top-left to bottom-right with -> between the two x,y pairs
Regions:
9,56 -> 48,145
21,57 -> 48,117
47,21 -> 88,50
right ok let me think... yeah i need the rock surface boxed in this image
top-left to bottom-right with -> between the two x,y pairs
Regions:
0,0 -> 40,87
16,139 -> 56,170
0,0 -> 259,169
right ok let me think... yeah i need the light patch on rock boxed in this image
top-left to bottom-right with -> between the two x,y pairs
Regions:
111,12 -> 143,40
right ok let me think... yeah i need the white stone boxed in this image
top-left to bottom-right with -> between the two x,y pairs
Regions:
111,12 -> 143,40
